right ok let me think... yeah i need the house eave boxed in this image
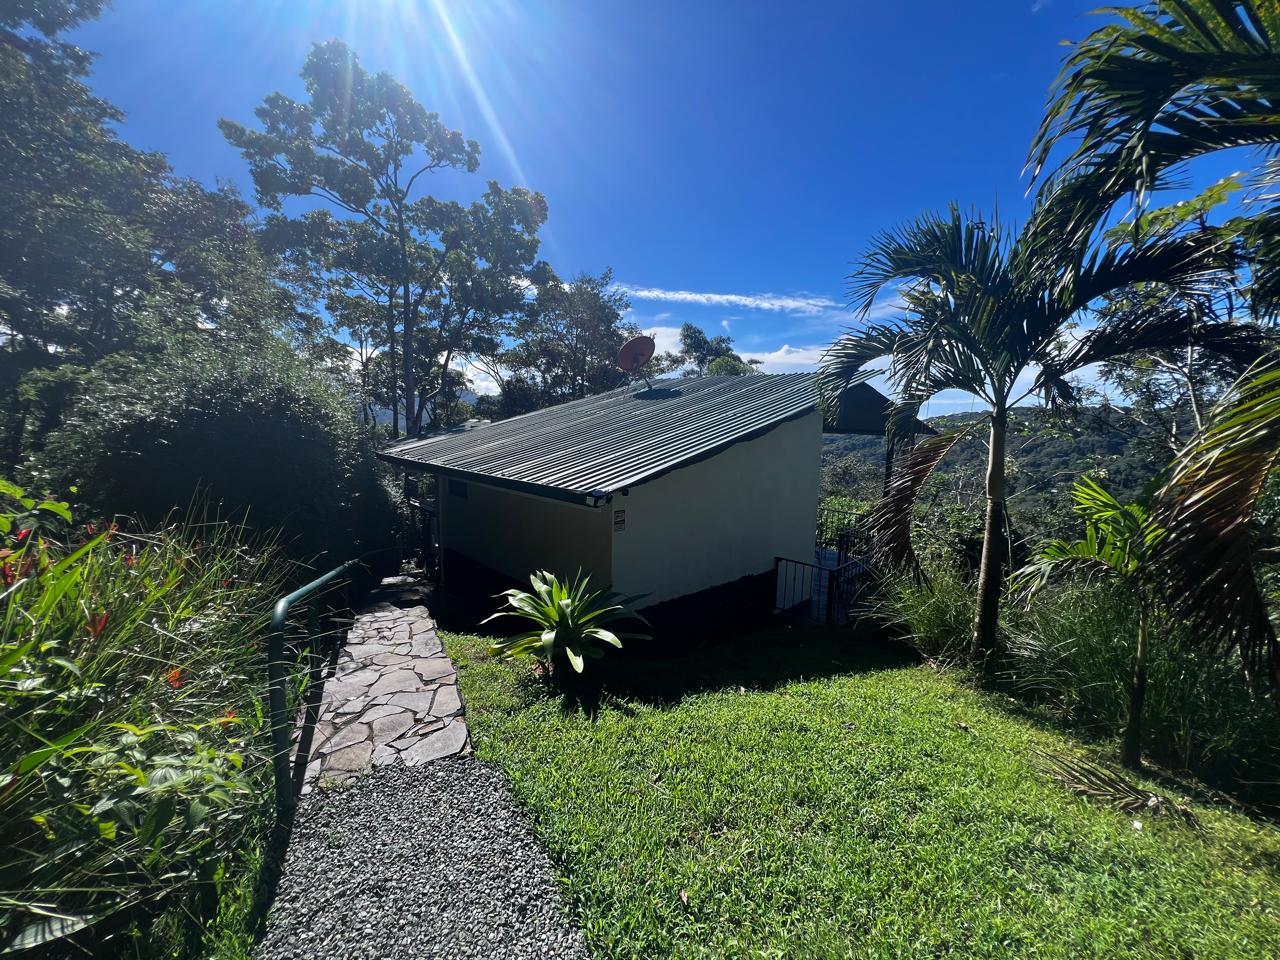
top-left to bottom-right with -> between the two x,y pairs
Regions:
378,404 -> 820,506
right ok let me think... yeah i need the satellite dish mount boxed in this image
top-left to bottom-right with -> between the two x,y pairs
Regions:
617,334 -> 657,389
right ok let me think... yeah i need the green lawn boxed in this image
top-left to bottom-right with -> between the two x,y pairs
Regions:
444,625 -> 1280,960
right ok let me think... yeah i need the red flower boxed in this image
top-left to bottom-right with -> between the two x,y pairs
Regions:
1,562 -> 13,587
15,528 -> 30,543
218,709 -> 237,727
87,611 -> 109,637
165,668 -> 183,690
221,578 -> 233,588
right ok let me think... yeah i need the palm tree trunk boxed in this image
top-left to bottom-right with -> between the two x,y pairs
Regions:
970,409 -> 1007,665
1122,600 -> 1149,770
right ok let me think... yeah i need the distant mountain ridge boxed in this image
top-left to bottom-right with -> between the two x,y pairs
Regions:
824,405 -> 1166,528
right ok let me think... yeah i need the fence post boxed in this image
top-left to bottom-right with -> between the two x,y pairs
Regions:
267,599 -> 294,818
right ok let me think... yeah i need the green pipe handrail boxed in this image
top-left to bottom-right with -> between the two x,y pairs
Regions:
266,549 -> 397,815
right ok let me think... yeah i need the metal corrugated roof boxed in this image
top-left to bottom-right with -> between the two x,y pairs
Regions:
379,374 -> 828,503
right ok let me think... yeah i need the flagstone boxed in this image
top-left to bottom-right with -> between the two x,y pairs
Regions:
292,576 -> 470,786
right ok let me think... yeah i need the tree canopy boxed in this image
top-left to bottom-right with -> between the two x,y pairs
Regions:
221,39 -> 549,436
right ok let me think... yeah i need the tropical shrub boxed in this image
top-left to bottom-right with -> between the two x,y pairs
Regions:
912,500 -> 986,570
484,571 -> 649,676
1013,478 -> 1166,768
1005,579 -> 1280,794
878,558 -> 1280,797
0,481 -> 289,956
879,561 -> 974,664
20,333 -> 398,566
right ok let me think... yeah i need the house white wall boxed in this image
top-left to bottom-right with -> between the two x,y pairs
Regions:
609,410 -> 822,606
438,477 -> 612,586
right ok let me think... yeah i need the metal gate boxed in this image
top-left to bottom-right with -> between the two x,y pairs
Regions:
774,555 -> 867,624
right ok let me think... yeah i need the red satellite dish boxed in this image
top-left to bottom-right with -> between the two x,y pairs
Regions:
617,334 -> 656,372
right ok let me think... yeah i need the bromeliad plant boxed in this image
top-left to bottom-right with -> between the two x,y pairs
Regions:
1013,478 -> 1167,769
484,571 -> 649,676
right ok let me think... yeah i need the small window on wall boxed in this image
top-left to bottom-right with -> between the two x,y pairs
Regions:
448,479 -> 468,499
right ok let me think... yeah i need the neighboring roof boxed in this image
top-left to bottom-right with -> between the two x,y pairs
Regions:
379,373 -> 904,504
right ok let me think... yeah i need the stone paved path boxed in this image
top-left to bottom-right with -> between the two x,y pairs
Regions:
264,577 -> 590,959
298,575 -> 469,791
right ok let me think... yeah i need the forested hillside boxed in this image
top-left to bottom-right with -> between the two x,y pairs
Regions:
823,405 -> 1169,538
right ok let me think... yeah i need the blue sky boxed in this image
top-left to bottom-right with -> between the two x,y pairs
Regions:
72,0 -> 1240,411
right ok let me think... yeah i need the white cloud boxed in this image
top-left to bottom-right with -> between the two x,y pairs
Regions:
741,346 -> 898,376
740,344 -> 828,373
644,325 -> 683,355
452,359 -> 501,396
721,319 -> 732,332
619,284 -> 839,316
864,292 -> 906,321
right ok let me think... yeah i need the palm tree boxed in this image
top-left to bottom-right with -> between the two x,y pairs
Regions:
1146,355 -> 1280,687
1014,479 -> 1167,769
1029,0 -> 1280,315
821,201 -> 1242,664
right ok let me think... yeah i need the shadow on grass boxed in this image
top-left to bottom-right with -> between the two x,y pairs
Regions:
946,665 -> 1280,823
556,618 -> 919,714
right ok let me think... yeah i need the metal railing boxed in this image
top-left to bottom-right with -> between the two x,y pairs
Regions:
815,503 -> 869,568
266,549 -> 397,816
774,555 -> 867,625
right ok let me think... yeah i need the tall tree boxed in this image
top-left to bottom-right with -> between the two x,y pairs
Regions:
661,322 -> 759,376
1,0 -> 299,471
1,2 -> 287,360
221,40 -> 549,437
497,269 -> 636,404
411,183 -> 548,432
821,200 -> 1247,664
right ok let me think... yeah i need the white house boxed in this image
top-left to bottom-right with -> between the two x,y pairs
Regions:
379,374 -> 900,613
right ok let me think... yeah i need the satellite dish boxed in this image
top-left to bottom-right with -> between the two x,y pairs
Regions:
617,334 -> 656,372
617,334 -> 657,390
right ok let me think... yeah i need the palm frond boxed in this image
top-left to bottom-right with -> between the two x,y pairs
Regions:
818,322 -> 905,403
1043,302 -> 1267,385
1059,227 -> 1233,324
865,429 -> 970,575
1241,207 -> 1280,319
1035,750 -> 1200,828
1030,0 -> 1280,195
820,317 -> 990,437
1013,477 -> 1164,595
1149,355 -> 1280,685
848,205 -> 1010,318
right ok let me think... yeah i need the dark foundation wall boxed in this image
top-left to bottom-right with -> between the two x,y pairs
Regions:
631,570 -> 777,657
435,549 -> 775,659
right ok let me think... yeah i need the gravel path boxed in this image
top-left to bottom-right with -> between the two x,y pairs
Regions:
256,759 -> 590,960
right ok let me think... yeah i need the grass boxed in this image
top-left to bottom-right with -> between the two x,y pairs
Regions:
881,561 -> 1280,794
445,625 -> 1280,960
